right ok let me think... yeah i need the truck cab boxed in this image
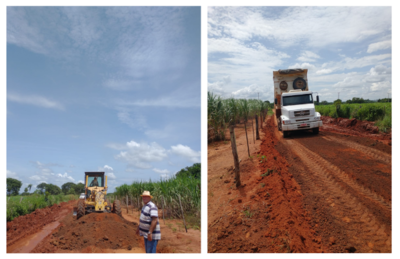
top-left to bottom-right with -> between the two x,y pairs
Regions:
273,69 -> 322,138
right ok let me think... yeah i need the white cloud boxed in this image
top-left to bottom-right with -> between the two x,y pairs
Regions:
370,81 -> 391,92
153,168 -> 170,174
99,165 -> 117,180
316,69 -> 333,75
30,175 -> 44,181
170,144 -> 200,163
57,172 -> 75,182
117,109 -> 148,130
209,7 -> 391,48
232,84 -> 269,100
114,141 -> 168,169
367,40 -> 391,53
152,168 -> 170,179
297,51 -> 320,62
8,93 -> 64,110
7,170 -> 19,179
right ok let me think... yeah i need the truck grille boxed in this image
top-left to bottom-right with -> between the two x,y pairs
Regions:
294,110 -> 310,117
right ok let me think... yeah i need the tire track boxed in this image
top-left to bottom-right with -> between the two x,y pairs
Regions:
288,140 -> 391,210
283,139 -> 391,252
324,136 -> 391,165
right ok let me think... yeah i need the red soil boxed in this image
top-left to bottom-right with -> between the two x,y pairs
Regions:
208,115 -> 391,253
7,200 -> 76,248
321,116 -> 391,145
7,200 -> 200,253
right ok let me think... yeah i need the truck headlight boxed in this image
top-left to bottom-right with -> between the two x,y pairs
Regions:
314,117 -> 320,120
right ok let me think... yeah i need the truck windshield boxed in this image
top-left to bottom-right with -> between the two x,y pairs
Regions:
282,94 -> 313,106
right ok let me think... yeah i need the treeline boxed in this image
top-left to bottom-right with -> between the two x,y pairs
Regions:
6,178 -> 85,196
318,97 -> 391,105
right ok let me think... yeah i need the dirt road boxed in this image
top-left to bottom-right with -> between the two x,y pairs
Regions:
7,200 -> 200,253
208,116 -> 391,253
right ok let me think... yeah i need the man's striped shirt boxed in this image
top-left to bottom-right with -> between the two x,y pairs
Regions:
139,201 -> 161,240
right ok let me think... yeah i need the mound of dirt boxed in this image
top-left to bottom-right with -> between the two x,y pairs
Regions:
7,200 -> 76,247
32,213 -> 140,253
321,116 -> 391,145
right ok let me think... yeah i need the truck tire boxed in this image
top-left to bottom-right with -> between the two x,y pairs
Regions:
283,131 -> 289,138
113,200 -> 122,217
293,77 -> 307,90
77,199 -> 85,219
313,127 -> 319,134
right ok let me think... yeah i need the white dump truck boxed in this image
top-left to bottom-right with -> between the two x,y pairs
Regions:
273,68 -> 322,138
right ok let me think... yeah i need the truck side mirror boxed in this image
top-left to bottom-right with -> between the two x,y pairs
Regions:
274,98 -> 277,105
316,95 -> 319,104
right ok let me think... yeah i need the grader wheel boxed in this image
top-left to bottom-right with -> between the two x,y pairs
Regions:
113,200 -> 122,217
77,199 -> 85,219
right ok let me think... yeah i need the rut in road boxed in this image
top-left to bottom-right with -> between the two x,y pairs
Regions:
323,136 -> 391,165
283,139 -> 391,252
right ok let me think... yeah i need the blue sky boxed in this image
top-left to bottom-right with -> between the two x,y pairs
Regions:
208,6 -> 392,102
6,6 -> 201,193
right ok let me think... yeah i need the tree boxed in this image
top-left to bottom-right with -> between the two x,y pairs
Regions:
27,184 -> 32,192
176,163 -> 201,179
7,178 -> 22,196
332,99 -> 343,118
21,187 -> 30,196
67,188 -> 76,195
36,182 -> 47,194
62,182 -> 77,194
45,184 -> 62,195
74,183 -> 85,194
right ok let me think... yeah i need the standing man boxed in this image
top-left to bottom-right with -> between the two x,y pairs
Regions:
136,191 -> 161,253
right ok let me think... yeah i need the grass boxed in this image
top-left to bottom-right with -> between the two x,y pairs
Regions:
316,102 -> 392,131
243,208 -> 254,218
261,169 -> 274,177
7,194 -> 78,221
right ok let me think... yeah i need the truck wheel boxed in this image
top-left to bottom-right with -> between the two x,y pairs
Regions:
77,199 -> 85,219
113,200 -> 122,217
313,127 -> 319,134
278,118 -> 282,131
283,131 -> 289,138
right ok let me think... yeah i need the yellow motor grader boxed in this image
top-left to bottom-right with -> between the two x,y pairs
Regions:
73,172 -> 121,219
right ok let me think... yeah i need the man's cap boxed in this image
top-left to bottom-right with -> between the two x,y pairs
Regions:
140,190 -> 153,198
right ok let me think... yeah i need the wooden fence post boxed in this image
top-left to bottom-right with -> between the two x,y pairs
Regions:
178,195 -> 187,233
161,196 -> 165,224
20,196 -> 23,203
126,195 -> 129,214
251,118 -> 255,144
256,114 -> 260,140
230,125 -> 241,187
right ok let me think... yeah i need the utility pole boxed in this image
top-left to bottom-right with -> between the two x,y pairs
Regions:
338,92 -> 340,100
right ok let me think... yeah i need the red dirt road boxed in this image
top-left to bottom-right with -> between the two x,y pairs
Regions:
7,201 -> 200,253
208,116 -> 391,253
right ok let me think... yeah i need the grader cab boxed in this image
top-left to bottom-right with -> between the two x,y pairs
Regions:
73,172 -> 121,219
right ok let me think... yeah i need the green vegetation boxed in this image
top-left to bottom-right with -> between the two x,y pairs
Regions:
7,178 -> 22,196
316,102 -> 391,131
243,208 -> 254,218
7,194 -> 78,221
113,163 -> 201,226
208,92 -> 273,142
